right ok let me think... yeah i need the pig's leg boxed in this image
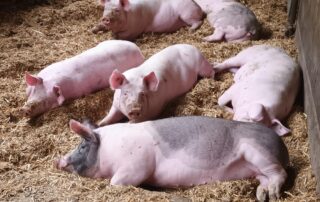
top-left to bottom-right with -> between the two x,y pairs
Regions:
243,147 -> 287,201
214,56 -> 244,73
225,30 -> 253,42
178,6 -> 204,31
115,31 -> 141,41
218,85 -> 235,107
231,32 -> 253,43
199,60 -> 215,78
92,23 -> 108,34
260,165 -> 287,201
256,175 -> 269,201
110,156 -> 154,186
98,105 -> 125,126
203,29 -> 225,42
110,167 -> 150,186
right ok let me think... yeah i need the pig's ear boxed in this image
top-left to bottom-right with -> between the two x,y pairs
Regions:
53,85 -> 65,105
119,0 -> 130,10
248,104 -> 266,122
25,72 -> 43,86
69,119 -> 98,143
143,72 -> 158,92
271,119 -> 291,136
98,0 -> 109,6
109,69 -> 128,90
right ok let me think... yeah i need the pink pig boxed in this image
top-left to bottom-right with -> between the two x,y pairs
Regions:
92,0 -> 204,40
22,40 -> 144,117
98,44 -> 214,126
194,0 -> 260,42
214,45 -> 300,136
56,116 -> 289,201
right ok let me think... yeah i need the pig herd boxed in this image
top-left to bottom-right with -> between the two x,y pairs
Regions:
20,0 -> 301,201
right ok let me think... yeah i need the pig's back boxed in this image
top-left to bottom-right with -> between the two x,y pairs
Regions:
232,47 -> 299,115
148,116 -> 288,168
39,40 -> 143,79
124,44 -> 202,84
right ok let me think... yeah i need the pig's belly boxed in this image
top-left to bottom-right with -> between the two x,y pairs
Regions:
148,20 -> 186,33
148,8 -> 186,33
147,156 -> 258,187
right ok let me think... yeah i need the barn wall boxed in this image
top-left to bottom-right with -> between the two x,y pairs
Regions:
295,0 -> 320,194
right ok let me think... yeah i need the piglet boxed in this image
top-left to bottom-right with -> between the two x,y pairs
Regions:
214,45 -> 300,136
56,116 -> 289,202
92,0 -> 204,40
98,44 -> 214,126
22,40 -> 144,117
194,0 -> 260,42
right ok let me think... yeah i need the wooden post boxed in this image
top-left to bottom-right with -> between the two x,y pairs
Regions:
286,0 -> 299,36
295,0 -> 320,194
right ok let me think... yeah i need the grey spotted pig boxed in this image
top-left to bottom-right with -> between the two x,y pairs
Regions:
56,116 -> 289,202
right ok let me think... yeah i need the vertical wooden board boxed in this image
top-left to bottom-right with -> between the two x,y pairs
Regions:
288,0 -> 299,25
296,0 -> 320,194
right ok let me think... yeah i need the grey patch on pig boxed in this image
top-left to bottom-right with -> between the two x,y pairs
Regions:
232,122 -> 289,167
150,116 -> 235,168
150,116 -> 288,169
213,4 -> 258,29
67,132 -> 100,176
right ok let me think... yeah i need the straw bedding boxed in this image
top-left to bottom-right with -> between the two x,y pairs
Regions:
0,0 -> 317,201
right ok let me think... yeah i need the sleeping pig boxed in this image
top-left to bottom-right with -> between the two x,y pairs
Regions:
194,0 -> 260,42
22,40 -> 144,117
56,116 -> 289,202
92,0 -> 204,40
98,44 -> 214,126
214,45 -> 300,136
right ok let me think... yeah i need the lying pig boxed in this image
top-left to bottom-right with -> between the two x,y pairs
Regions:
98,44 -> 214,126
22,40 -> 144,117
214,45 -> 300,136
194,0 -> 260,42
56,116 -> 289,201
92,0 -> 204,40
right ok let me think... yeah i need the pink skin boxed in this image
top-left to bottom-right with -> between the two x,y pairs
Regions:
214,45 -> 300,136
93,0 -> 204,40
56,116 -> 288,201
194,0 -> 260,42
98,44 -> 214,126
22,40 -> 144,117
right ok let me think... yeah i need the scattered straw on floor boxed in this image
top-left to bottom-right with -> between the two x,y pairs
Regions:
0,0 -> 317,201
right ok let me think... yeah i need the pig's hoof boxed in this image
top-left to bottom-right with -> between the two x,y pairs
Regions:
256,186 -> 268,202
202,36 -> 212,42
268,184 -> 280,201
188,27 -> 196,33
189,21 -> 203,32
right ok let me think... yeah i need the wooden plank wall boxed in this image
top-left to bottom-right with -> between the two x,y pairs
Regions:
295,0 -> 320,194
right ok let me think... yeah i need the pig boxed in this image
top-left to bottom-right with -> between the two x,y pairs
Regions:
214,45 -> 300,136
55,116 -> 289,202
92,0 -> 204,40
98,44 -> 214,126
194,0 -> 260,42
22,40 -> 144,117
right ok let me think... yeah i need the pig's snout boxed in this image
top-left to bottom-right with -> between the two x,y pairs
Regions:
54,158 -> 70,171
128,110 -> 141,119
102,17 -> 110,25
128,104 -> 142,120
54,158 -> 61,169
21,104 -> 34,117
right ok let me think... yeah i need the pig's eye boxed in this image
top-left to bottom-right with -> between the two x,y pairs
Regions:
139,92 -> 146,97
78,144 -> 86,153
